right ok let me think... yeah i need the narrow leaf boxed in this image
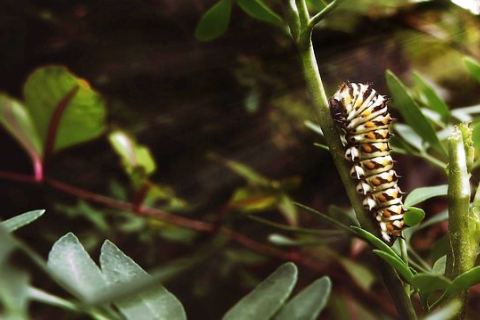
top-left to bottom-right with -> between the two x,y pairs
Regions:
424,300 -> 461,320
438,265 -> 480,304
23,66 -> 106,154
350,226 -> 400,259
464,56 -> 480,84
1,210 -> 45,232
195,0 -> 232,41
373,250 -> 414,284
275,277 -> 331,320
404,207 -> 425,227
237,0 -> 283,26
404,185 -> 448,207
222,262 -> 297,320
47,233 -> 106,299
413,73 -> 450,123
386,70 -> 445,155
100,240 -> 186,320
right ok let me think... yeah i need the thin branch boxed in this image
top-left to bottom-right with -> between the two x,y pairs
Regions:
309,0 -> 345,29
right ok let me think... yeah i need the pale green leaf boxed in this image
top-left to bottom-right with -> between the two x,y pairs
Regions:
1,210 -> 45,232
404,185 -> 448,207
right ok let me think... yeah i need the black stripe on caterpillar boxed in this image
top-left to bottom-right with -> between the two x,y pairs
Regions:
329,82 -> 407,245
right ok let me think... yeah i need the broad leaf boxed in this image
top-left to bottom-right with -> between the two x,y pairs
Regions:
404,207 -> 425,227
404,185 -> 448,207
432,255 -> 446,275
23,66 -> 106,154
1,210 -> 45,232
0,94 -> 42,160
47,233 -> 106,299
437,265 -> 480,305
386,70 -> 445,155
411,273 -> 450,296
100,241 -> 186,320
413,73 -> 450,123
222,262 -> 297,320
464,56 -> 480,84
195,0 -> 232,41
237,0 -> 283,26
275,277 -> 331,320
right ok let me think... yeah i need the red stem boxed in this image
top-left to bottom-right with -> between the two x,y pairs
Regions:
0,170 -> 399,317
43,86 -> 80,163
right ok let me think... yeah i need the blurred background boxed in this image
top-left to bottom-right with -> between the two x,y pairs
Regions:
1,0 -> 480,318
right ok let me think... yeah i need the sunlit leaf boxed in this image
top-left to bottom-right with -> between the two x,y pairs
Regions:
277,195 -> 298,226
275,277 -> 331,320
222,263 -> 297,320
47,233 -> 106,299
100,241 -> 186,320
386,70 -> 445,155
393,123 -> 423,151
24,66 -> 106,154
404,207 -> 425,227
413,73 -> 450,123
464,56 -> 480,84
109,130 -> 156,187
0,94 -> 42,160
1,210 -> 45,232
404,185 -> 448,207
237,0 -> 283,26
195,0 -> 232,41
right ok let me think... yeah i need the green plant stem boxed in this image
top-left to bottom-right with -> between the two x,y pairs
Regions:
445,124 -> 479,319
289,1 -> 417,318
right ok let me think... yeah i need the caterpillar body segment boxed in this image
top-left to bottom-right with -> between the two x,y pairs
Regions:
329,82 -> 407,245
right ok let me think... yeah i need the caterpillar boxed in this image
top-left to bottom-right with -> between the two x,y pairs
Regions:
329,82 -> 406,245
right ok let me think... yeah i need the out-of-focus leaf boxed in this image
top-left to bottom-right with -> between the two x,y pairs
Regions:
56,201 -> 109,232
0,94 -> 42,159
338,257 -> 374,291
27,287 -> 79,312
404,185 -> 448,207
195,0 -> 232,41
222,263 -> 297,320
109,130 -> 156,187
472,122 -> 480,149
413,73 -> 450,123
100,241 -> 186,320
0,264 -> 30,320
432,255 -> 446,275
386,70 -> 445,155
275,277 -> 331,320
213,154 -> 268,185
268,234 -> 299,246
229,188 -> 277,212
373,250 -> 414,284
306,0 -> 327,11
304,120 -> 324,136
1,210 -> 45,232
237,0 -> 283,26
404,207 -> 425,227
47,233 -> 106,299
277,195 -> 298,226
464,56 -> 480,84
424,300 -> 461,320
24,66 -> 106,154
404,210 -> 448,242
411,273 -> 450,296
328,205 -> 358,227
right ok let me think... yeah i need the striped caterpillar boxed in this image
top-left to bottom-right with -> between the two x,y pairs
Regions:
329,82 -> 406,245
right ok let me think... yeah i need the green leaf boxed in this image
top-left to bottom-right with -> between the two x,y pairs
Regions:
472,122 -> 480,149
275,276 -> 331,320
100,241 -> 186,320
413,73 -> 450,123
109,130 -> 156,187
464,56 -> 480,84
393,123 -> 424,151
0,264 -> 30,319
386,70 -> 445,155
195,0 -> 232,41
1,210 -> 45,232
436,265 -> 480,305
373,250 -> 414,284
350,226 -> 400,259
404,207 -> 425,227
432,255 -> 446,275
24,66 -> 106,154
424,300 -> 461,320
0,94 -> 42,159
47,233 -> 106,299
411,273 -> 450,296
404,185 -> 448,207
237,0 -> 283,26
212,154 -> 268,185
277,195 -> 298,226
222,262 -> 297,320
338,257 -> 374,291
306,0 -> 327,11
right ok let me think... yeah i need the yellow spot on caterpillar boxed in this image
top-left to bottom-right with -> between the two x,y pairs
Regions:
361,109 -> 371,117
366,132 -> 375,139
365,121 -> 375,128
